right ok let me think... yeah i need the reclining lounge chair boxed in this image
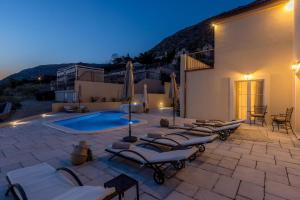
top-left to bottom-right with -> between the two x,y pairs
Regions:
193,119 -> 245,127
5,163 -> 115,200
170,123 -> 240,141
105,144 -> 198,185
140,133 -> 218,152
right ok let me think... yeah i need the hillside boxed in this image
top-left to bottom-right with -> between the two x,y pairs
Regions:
0,63 -> 110,85
149,20 -> 214,57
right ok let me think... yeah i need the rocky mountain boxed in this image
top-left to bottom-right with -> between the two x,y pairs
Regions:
149,20 -> 214,57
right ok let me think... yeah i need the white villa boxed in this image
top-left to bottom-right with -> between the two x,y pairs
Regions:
180,0 -> 300,132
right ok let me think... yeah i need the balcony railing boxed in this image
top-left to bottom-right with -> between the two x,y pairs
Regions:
185,49 -> 214,71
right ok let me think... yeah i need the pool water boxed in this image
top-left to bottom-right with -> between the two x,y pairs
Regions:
53,111 -> 139,132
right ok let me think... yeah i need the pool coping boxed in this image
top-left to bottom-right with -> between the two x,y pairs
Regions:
43,110 -> 148,134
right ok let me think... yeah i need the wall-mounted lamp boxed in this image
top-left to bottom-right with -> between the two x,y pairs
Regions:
292,61 -> 300,73
211,23 -> 217,29
243,73 -> 252,81
284,0 -> 294,11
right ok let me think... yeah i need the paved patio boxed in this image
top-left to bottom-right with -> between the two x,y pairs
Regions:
1,110 -> 300,200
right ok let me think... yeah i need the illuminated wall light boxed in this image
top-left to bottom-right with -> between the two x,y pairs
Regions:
243,73 -> 252,81
10,120 -> 28,127
211,23 -> 218,29
284,0 -> 294,11
159,102 -> 164,108
292,61 -> 300,73
133,102 -> 137,105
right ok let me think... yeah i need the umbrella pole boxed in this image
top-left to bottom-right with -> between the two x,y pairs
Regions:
173,97 -> 175,126
129,99 -> 132,137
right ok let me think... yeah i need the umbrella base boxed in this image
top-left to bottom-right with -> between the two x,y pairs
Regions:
122,136 -> 138,143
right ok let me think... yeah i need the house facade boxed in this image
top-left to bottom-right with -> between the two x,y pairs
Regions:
55,65 -> 104,102
180,0 -> 300,131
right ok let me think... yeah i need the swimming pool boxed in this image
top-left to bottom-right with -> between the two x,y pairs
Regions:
47,111 -> 141,134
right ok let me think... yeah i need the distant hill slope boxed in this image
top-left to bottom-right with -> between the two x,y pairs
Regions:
0,63 -> 108,85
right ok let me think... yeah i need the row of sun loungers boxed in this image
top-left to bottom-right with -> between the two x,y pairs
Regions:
170,119 -> 244,141
5,118 -> 245,198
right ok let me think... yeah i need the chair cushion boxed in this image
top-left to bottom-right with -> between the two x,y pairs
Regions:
251,114 -> 264,117
273,117 -> 286,122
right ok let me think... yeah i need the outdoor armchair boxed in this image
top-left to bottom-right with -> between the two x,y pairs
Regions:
271,107 -> 294,134
248,105 -> 268,126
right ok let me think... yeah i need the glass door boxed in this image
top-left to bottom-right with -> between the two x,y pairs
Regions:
235,80 -> 264,120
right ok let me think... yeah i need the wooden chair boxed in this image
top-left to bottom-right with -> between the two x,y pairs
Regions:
271,107 -> 294,134
249,105 -> 268,126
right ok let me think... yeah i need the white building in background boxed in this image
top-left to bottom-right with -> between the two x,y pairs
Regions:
181,0 -> 300,132
55,65 -> 104,102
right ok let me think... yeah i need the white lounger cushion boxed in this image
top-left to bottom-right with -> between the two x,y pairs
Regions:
192,124 -> 240,133
107,145 -> 197,164
7,163 -> 114,200
141,134 -> 218,147
202,119 -> 245,126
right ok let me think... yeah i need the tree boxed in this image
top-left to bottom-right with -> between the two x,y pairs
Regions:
136,52 -> 156,65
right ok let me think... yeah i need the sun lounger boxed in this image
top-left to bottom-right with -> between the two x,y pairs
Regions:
170,123 -> 240,141
64,105 -> 89,113
140,133 -> 218,152
0,102 -> 12,121
5,163 -> 115,200
193,119 -> 245,127
105,144 -> 198,185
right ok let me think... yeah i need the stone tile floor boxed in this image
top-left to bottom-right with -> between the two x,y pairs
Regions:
1,109 -> 300,200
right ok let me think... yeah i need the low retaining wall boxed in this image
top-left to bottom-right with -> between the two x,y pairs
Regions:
52,102 -> 122,112
134,93 -> 171,108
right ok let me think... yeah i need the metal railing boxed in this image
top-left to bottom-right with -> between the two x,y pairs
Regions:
185,49 -> 214,71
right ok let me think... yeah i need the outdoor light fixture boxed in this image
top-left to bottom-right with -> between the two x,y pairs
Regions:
211,23 -> 217,29
284,0 -> 294,11
159,102 -> 164,108
133,102 -> 137,105
243,73 -> 252,81
292,61 -> 300,73
10,120 -> 28,127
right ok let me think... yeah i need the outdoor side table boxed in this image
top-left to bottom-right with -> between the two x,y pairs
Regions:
104,173 -> 139,200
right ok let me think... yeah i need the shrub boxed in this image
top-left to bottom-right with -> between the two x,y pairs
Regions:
101,97 -> 106,102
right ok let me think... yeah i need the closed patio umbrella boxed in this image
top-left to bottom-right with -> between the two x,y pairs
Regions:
122,61 -> 137,142
143,84 -> 149,112
169,72 -> 178,126
78,84 -> 82,107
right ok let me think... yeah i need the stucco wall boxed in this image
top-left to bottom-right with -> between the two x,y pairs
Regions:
134,93 -> 171,108
184,3 -> 295,122
294,0 -> 300,131
75,81 -> 123,102
52,102 -> 121,112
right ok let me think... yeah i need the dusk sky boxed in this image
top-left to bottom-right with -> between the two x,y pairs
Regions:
0,0 -> 252,79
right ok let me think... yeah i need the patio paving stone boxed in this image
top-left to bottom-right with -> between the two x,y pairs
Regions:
233,166 -> 265,186
238,181 -> 264,200
195,188 -> 231,200
265,180 -> 300,199
175,182 -> 198,197
213,175 -> 240,198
